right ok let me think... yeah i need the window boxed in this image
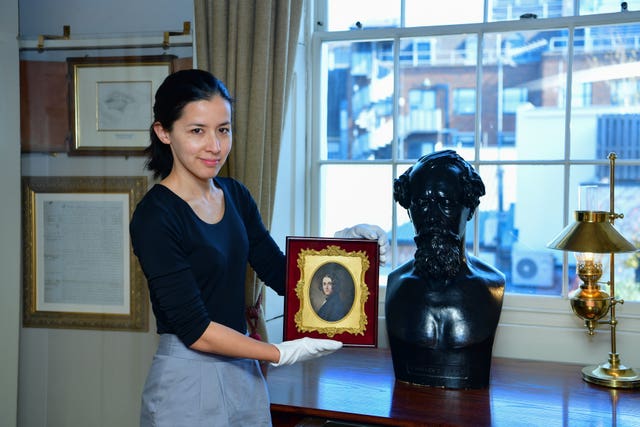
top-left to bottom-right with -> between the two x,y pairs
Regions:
503,87 -> 528,113
610,79 -> 640,106
408,89 -> 436,110
453,88 -> 477,115
560,82 -> 592,107
310,1 -> 640,307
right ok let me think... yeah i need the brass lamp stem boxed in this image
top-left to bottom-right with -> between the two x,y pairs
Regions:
580,152 -> 639,388
608,252 -> 618,362
608,152 -> 617,359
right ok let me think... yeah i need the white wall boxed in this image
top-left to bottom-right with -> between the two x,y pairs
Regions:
0,0 -> 21,425
19,0 -> 191,37
17,1 -> 194,426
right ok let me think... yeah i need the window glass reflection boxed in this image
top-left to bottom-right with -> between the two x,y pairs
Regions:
405,0 -> 483,26
323,40 -> 394,160
481,31 -> 567,160
397,35 -> 477,160
327,0 -> 400,31
319,164 -> 393,272
319,3 -> 640,300
488,0 -> 574,21
580,0 -> 640,15
570,23 -> 640,160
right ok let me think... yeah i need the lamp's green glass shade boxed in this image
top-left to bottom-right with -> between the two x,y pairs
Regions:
547,211 -> 637,254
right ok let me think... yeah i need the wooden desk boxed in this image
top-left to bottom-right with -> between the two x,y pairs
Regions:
267,347 -> 640,426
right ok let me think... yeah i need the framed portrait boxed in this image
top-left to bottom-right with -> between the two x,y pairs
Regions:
22,176 -> 149,331
284,237 -> 379,347
67,55 -> 175,156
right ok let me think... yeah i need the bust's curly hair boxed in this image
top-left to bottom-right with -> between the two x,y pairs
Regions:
393,150 -> 485,218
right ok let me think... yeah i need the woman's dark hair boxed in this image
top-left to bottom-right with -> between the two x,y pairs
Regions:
145,69 -> 234,179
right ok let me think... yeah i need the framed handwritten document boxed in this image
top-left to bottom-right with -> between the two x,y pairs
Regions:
22,176 -> 148,331
284,237 -> 379,347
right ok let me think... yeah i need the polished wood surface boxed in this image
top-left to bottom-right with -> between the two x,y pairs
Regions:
267,347 -> 640,426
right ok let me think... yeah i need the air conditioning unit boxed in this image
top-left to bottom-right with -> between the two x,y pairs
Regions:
511,249 -> 555,288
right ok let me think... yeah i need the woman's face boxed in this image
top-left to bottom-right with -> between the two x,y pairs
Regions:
321,276 -> 334,296
154,95 -> 232,182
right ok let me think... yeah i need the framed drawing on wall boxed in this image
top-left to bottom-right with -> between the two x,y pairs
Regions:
67,55 -> 175,156
22,176 -> 149,331
284,237 -> 379,347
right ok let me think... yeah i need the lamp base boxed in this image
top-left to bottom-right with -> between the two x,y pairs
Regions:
581,362 -> 640,388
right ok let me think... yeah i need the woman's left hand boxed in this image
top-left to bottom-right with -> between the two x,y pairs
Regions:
334,223 -> 390,264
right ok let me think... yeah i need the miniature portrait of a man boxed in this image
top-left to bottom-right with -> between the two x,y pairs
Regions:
311,263 -> 355,322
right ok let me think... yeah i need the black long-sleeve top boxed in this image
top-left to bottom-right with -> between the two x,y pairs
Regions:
130,178 -> 286,347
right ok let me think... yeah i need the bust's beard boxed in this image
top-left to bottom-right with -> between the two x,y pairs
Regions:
413,229 -> 462,280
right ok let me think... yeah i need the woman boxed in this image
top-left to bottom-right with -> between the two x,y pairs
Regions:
130,69 -> 342,426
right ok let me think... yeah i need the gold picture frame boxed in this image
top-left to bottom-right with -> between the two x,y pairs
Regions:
22,176 -> 149,331
67,55 -> 174,156
284,237 -> 379,347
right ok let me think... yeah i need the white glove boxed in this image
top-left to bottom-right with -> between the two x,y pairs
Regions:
334,223 -> 390,265
271,337 -> 343,367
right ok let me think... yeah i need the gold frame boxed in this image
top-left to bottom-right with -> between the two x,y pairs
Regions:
67,55 -> 174,156
295,245 -> 370,337
284,237 -> 379,346
22,176 -> 148,331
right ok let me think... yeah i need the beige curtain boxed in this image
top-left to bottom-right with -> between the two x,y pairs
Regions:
194,0 -> 303,342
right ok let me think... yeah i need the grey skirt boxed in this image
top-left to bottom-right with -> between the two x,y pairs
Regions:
140,334 -> 272,427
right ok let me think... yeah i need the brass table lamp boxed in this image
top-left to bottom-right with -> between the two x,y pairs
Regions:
547,153 -> 639,388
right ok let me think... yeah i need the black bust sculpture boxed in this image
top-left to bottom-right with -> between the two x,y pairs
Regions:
385,150 -> 505,389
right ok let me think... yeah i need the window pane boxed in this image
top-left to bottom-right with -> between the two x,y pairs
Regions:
405,0 -> 483,26
327,0 -> 400,31
570,23 -> 640,160
323,40 -> 395,160
454,88 -> 476,114
478,165 -> 565,295
580,0 -> 640,15
503,87 -> 528,113
488,0 -> 574,21
398,34 -> 477,160
319,163 -> 393,243
481,31 -> 567,160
